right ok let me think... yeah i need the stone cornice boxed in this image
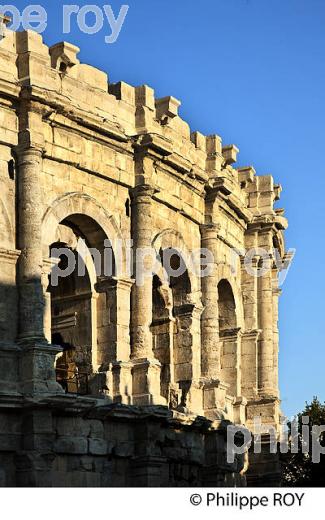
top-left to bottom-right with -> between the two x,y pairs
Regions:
46,116 -> 133,155
219,327 -> 242,339
133,132 -> 173,157
24,85 -> 128,143
0,30 -> 287,238
205,177 -> 252,225
248,214 -> 278,233
241,329 -> 262,340
154,161 -> 205,196
95,276 -> 135,292
152,194 -> 203,226
0,77 -> 20,99
162,151 -> 193,174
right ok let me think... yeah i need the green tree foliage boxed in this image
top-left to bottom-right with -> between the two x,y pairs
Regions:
281,397 -> 325,486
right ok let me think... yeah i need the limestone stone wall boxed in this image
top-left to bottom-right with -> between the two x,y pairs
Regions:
0,28 -> 288,486
0,403 -> 251,487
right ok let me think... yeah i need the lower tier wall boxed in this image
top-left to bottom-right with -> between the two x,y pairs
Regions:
0,399 -> 248,487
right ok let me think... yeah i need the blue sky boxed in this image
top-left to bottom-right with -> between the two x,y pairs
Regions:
10,0 -> 325,417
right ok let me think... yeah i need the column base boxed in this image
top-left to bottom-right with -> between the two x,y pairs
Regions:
111,361 -> 133,404
258,386 -> 279,399
131,358 -> 167,406
88,363 -> 133,402
233,396 -> 248,425
18,341 -> 65,396
201,378 -> 230,420
179,380 -> 204,416
167,380 -> 204,416
246,396 -> 281,434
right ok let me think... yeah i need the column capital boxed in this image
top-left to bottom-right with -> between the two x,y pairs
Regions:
42,257 -> 59,276
241,329 -> 262,340
200,222 -> 221,235
219,326 -> 242,340
241,252 -> 273,267
14,145 -> 44,165
0,248 -> 20,264
131,184 -> 159,202
95,276 -> 135,292
200,377 -> 229,392
174,302 -> 204,318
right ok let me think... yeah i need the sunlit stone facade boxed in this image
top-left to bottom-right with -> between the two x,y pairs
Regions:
0,29 -> 289,486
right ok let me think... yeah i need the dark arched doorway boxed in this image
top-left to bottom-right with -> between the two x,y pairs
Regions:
218,279 -> 240,396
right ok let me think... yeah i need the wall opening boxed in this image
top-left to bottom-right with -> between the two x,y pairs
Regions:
50,245 -> 92,394
151,274 -> 172,399
218,279 -> 239,396
45,213 -> 117,395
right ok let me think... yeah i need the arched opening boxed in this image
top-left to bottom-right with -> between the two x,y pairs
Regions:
153,248 -> 194,407
218,279 -> 240,396
45,214 -> 117,395
61,213 -> 115,278
171,268 -> 193,385
50,245 -> 92,394
218,279 -> 237,332
151,275 -> 172,400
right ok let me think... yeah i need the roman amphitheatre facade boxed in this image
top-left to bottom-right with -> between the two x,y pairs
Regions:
0,28 -> 289,486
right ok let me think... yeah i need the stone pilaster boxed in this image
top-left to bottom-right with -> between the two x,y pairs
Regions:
95,276 -> 134,403
241,250 -> 259,331
41,258 -> 58,343
241,247 -> 261,399
130,183 -> 164,405
219,327 -> 242,396
189,301 -> 204,382
130,184 -> 155,359
200,223 -> 221,378
257,251 -> 276,397
17,146 -> 45,343
272,268 -> 281,398
16,145 -> 63,395
96,276 -> 134,362
174,302 -> 204,414
241,329 -> 260,398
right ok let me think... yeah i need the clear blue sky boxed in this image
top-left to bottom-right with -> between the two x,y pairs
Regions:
10,0 -> 325,418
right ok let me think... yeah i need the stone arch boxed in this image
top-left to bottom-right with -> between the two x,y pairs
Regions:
42,192 -> 126,274
42,192 -> 127,393
218,279 -> 237,331
152,228 -> 188,252
216,264 -> 244,329
217,269 -> 243,397
151,274 -> 174,400
152,230 -> 202,397
273,230 -> 285,260
152,228 -> 200,294
51,224 -> 98,291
